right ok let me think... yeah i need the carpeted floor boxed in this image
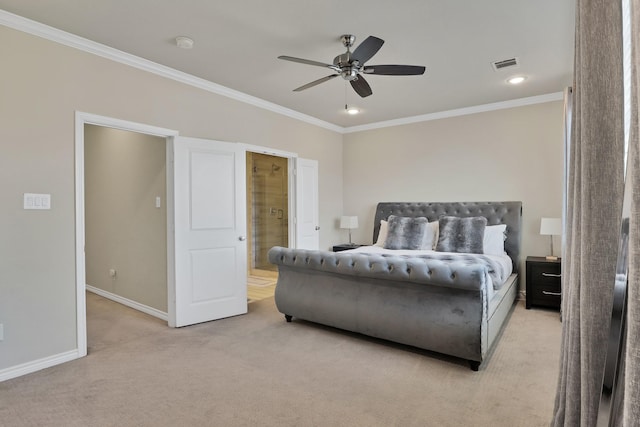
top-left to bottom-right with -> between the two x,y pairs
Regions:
0,293 -> 562,426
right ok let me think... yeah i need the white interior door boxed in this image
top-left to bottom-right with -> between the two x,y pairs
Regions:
295,158 -> 319,249
169,136 -> 247,327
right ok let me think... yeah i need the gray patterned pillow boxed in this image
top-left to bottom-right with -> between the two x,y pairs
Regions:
383,215 -> 428,250
436,216 -> 487,254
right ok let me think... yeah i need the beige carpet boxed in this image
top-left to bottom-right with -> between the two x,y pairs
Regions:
0,293 -> 562,426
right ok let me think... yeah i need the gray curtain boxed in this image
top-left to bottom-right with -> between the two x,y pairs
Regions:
552,0 -> 625,425
623,0 -> 639,423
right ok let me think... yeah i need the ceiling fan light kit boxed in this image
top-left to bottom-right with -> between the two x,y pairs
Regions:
345,105 -> 360,115
278,34 -> 426,98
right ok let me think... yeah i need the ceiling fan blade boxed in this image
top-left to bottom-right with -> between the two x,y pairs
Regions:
278,55 -> 335,69
351,36 -> 384,65
363,65 -> 426,75
293,74 -> 339,92
350,75 -> 373,98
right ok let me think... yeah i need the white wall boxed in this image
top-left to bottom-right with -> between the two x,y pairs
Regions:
343,101 -> 564,280
0,25 -> 343,372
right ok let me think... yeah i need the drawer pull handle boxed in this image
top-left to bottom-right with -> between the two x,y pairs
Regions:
542,291 -> 562,296
542,273 -> 561,278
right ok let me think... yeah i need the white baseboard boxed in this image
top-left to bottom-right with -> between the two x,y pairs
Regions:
0,349 -> 80,382
86,285 -> 168,322
1,287 -> 168,383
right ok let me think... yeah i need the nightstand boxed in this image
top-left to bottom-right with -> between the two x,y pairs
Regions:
526,256 -> 562,310
332,244 -> 365,252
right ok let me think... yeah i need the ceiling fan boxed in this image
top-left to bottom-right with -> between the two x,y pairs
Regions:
278,34 -> 426,98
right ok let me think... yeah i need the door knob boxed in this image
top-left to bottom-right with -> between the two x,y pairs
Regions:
239,236 -> 246,241
315,226 -> 320,230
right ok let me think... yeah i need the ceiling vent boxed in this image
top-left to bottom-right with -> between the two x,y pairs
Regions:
491,57 -> 519,71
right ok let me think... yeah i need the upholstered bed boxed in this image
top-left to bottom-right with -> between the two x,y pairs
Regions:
268,201 -> 522,370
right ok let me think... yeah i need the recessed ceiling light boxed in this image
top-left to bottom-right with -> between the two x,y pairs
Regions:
507,76 -> 527,85
175,36 -> 194,49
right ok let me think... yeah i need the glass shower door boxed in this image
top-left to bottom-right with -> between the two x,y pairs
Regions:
249,153 -> 288,273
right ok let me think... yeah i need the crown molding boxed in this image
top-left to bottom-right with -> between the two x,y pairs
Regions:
343,92 -> 564,133
0,9 -> 343,133
1,9 -> 564,136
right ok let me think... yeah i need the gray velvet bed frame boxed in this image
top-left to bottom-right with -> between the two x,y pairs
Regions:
268,201 -> 522,370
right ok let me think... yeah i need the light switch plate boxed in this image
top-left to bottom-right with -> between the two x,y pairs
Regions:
24,193 -> 51,210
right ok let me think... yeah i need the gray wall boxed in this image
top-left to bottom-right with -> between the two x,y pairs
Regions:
0,25 -> 343,371
343,101 -> 564,281
84,125 -> 168,312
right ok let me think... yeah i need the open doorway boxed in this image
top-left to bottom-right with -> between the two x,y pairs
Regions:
84,124 -> 169,319
246,152 -> 288,302
75,114 -> 309,354
74,112 -> 179,357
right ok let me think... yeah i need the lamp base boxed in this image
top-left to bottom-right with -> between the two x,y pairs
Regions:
545,255 -> 559,261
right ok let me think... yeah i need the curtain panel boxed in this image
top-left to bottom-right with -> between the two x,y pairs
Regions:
552,0 -> 625,425
623,0 -> 639,423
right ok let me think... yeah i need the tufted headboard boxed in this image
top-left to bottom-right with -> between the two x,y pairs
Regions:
372,201 -> 523,273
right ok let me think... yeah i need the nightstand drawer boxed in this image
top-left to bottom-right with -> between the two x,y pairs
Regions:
529,283 -> 562,308
529,263 -> 562,285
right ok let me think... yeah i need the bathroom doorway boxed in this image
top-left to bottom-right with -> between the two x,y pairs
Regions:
246,152 -> 289,284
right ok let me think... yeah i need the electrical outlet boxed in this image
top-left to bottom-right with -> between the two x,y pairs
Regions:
0,323 -> 4,341
109,269 -> 117,278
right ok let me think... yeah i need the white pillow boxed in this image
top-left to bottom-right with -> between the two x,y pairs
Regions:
374,220 -> 388,246
429,220 -> 439,250
421,221 -> 438,250
483,224 -> 507,255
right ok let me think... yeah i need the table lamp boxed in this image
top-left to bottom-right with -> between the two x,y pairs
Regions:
540,217 -> 562,260
340,216 -> 359,245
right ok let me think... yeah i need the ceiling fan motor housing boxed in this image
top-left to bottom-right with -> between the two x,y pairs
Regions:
334,52 -> 352,67
340,67 -> 359,81
334,52 -> 360,81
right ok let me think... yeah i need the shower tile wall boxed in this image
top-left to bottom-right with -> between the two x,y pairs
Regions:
250,153 -> 288,271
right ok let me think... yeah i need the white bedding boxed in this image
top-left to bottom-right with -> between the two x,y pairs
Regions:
343,245 -> 514,300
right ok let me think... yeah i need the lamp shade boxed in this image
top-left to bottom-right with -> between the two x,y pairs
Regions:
340,216 -> 359,229
540,217 -> 562,236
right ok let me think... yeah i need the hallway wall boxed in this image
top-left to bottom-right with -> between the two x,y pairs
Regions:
84,125 -> 168,312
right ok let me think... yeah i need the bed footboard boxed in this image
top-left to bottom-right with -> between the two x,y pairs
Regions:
269,247 -> 492,364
